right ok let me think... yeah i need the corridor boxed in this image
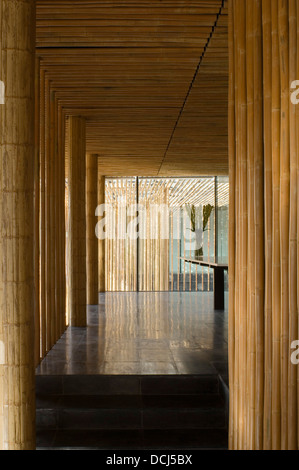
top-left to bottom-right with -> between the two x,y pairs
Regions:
36,293 -> 228,382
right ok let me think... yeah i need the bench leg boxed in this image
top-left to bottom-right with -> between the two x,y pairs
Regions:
214,267 -> 225,310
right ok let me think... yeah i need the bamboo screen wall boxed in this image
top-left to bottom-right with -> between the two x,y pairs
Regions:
105,177 -> 229,292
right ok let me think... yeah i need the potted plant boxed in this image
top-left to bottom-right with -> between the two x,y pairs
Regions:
185,204 -> 214,259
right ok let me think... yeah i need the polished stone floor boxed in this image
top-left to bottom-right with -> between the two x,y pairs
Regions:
36,292 -> 228,383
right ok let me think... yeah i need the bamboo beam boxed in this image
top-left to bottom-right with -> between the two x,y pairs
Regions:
0,0 -> 36,450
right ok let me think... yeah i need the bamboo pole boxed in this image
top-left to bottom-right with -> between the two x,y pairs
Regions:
67,116 -> 87,327
86,154 -> 99,304
34,57 -> 41,365
39,68 -> 46,358
45,78 -> 52,351
0,0 -> 36,450
246,0 -> 254,449
296,0 -> 299,451
49,88 -> 56,345
262,0 -> 273,450
59,107 -> 67,337
229,0 -> 298,450
288,0 -> 298,450
271,0 -> 282,450
98,174 -> 106,293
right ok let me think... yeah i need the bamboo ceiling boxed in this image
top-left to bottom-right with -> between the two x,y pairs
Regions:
37,0 -> 228,176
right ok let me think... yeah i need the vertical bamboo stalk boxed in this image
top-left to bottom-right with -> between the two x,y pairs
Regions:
278,0 -> 290,450
296,0 -> 299,451
230,0 -> 298,450
177,207 -> 180,291
253,0 -> 264,449
49,89 -> 57,345
288,0 -> 298,450
262,0 -> 273,450
229,0 -> 239,450
86,154 -> 99,305
39,68 -> 46,358
45,78 -> 52,351
0,0 -> 36,450
68,116 -> 87,327
98,173 -> 106,293
271,0 -> 282,450
246,0 -> 255,449
34,56 -> 41,365
59,108 -> 66,337
236,0 -> 247,449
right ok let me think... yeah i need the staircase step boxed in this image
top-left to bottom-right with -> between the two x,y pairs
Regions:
37,394 -> 225,431
36,374 -> 228,450
37,428 -> 228,450
36,375 -> 220,396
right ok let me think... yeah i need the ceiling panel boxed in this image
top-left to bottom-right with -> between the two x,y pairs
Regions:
37,0 -> 228,176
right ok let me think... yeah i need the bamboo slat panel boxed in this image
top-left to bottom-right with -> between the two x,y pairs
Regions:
37,0 -> 229,177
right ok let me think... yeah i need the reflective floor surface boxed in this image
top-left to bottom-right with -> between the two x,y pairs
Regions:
36,292 -> 228,384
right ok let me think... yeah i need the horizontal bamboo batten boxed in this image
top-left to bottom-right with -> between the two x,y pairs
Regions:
229,0 -> 298,450
36,0 -> 228,177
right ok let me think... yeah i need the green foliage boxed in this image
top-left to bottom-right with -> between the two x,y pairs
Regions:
185,204 -> 196,232
203,204 -> 214,231
185,203 -> 214,233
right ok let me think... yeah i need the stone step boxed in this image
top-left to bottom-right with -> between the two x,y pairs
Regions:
36,374 -> 220,396
37,428 -> 228,450
36,394 -> 225,431
36,374 -> 228,450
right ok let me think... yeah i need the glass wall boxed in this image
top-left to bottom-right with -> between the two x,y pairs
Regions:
104,176 -> 229,293
216,176 -> 229,259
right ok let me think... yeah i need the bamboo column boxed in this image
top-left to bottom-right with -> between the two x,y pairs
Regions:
98,172 -> 106,293
58,106 -> 66,338
288,0 -> 298,451
86,154 -> 99,304
229,0 -> 298,450
68,116 -> 87,327
0,0 -> 36,450
39,67 -> 47,359
34,57 -> 41,366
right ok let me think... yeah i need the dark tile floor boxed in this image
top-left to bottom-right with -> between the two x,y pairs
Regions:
36,292 -> 228,384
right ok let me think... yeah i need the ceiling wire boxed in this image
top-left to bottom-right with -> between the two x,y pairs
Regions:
157,0 -> 226,176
